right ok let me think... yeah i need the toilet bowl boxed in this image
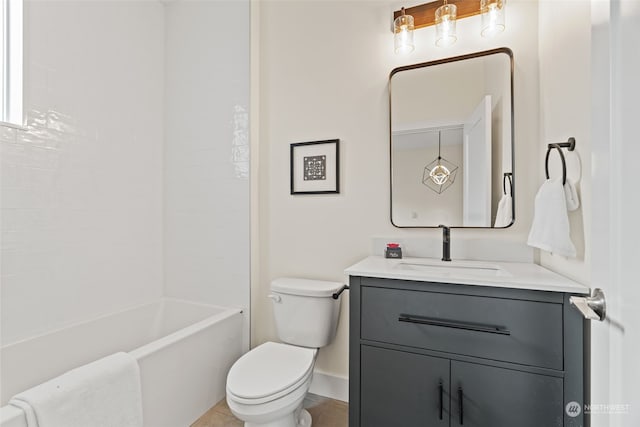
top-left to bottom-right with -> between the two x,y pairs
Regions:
226,342 -> 317,427
226,278 -> 344,427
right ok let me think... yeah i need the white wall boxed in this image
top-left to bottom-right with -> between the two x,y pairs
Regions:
1,1 -> 164,345
256,0 -> 541,380
163,0 -> 251,347
537,0 -> 592,284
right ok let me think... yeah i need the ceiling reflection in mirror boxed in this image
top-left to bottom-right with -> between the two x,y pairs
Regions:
390,48 -> 514,228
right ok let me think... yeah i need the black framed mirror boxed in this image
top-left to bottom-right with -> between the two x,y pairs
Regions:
390,47 -> 514,228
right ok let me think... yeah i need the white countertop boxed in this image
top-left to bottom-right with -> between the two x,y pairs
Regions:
345,256 -> 589,294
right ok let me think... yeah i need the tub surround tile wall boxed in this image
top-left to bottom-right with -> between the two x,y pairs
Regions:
1,0 -> 251,351
1,1 -> 164,346
163,0 -> 251,349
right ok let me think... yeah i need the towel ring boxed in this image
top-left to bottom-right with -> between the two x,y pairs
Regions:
503,172 -> 513,196
545,137 -> 576,185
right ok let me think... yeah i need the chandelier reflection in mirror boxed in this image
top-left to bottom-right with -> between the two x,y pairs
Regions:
422,131 -> 458,194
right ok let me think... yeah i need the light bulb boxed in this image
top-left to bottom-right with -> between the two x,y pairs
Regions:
435,1 -> 457,47
394,8 -> 415,54
430,162 -> 451,185
481,0 -> 506,37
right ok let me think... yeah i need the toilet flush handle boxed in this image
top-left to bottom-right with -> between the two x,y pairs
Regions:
267,294 -> 281,303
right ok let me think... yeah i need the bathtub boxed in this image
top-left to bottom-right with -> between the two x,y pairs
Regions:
0,298 -> 243,427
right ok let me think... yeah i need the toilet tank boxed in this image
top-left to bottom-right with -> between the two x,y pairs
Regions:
270,278 -> 344,348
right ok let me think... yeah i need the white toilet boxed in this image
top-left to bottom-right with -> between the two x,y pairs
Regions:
226,277 -> 344,427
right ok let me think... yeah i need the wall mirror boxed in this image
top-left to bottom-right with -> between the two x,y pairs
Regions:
390,47 -> 514,228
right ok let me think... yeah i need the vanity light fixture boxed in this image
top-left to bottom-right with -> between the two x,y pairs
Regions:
435,0 -> 457,47
392,0 -> 506,52
480,0 -> 506,37
422,131 -> 458,194
394,7 -> 415,54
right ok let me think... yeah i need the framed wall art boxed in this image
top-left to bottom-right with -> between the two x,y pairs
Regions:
290,139 -> 340,195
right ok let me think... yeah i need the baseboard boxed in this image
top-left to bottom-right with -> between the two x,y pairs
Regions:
309,370 -> 349,402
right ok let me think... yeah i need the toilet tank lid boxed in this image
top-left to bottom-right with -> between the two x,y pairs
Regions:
271,277 -> 344,297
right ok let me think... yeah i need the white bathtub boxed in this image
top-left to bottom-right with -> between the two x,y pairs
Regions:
0,298 -> 243,427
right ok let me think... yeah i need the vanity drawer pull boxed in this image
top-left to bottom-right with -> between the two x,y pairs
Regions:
398,314 -> 511,336
439,381 -> 444,420
458,387 -> 464,425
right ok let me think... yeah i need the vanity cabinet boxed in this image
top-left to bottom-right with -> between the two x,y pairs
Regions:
361,345 -> 450,426
349,276 -> 586,427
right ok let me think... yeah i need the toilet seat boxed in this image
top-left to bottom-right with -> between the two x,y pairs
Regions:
227,342 -> 317,405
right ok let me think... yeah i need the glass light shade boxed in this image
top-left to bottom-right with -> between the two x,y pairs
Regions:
481,0 -> 506,37
394,11 -> 415,54
435,2 -> 457,47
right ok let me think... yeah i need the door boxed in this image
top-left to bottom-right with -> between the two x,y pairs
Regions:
462,95 -> 492,226
590,2 -> 640,426
360,345 -> 450,427
451,361 -> 564,427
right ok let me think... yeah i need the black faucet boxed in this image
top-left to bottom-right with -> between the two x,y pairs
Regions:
439,225 -> 451,262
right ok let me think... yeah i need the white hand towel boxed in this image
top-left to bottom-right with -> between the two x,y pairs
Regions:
527,179 -> 576,257
564,178 -> 580,211
494,193 -> 513,227
9,352 -> 143,427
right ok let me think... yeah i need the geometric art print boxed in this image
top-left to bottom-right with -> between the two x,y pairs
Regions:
303,155 -> 326,180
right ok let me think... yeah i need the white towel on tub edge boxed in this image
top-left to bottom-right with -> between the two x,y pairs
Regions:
8,352 -> 143,427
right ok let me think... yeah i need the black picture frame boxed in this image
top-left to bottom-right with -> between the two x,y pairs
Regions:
290,139 -> 340,195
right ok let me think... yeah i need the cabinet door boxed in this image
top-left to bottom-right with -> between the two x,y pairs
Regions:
361,345 -> 449,427
451,361 -> 564,427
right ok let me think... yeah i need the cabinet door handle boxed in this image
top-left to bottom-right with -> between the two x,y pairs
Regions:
458,387 -> 464,425
439,381 -> 444,420
398,314 -> 511,335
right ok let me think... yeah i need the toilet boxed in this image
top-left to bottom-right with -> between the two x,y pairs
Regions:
226,277 -> 344,427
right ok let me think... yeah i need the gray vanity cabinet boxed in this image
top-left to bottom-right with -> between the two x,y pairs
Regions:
349,276 -> 586,427
450,361 -> 564,427
361,345 -> 449,427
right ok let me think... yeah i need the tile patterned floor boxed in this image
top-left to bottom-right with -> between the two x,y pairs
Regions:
191,394 -> 348,427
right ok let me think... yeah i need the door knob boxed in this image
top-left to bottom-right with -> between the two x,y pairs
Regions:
570,288 -> 606,321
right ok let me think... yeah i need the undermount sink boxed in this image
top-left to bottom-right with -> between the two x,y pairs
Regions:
394,259 -> 510,278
